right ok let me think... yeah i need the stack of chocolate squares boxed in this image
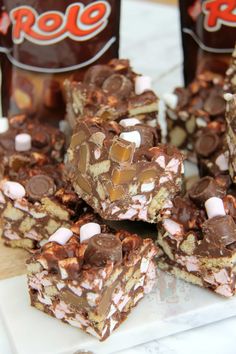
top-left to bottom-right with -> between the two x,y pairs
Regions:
3,54 -> 236,343
25,60 -> 185,339
0,114 -> 87,250
157,47 -> 236,298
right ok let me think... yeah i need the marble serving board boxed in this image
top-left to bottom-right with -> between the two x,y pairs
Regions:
1,272 -> 236,354
0,1 -> 213,354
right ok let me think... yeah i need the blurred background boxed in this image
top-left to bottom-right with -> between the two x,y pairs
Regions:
149,0 -> 177,4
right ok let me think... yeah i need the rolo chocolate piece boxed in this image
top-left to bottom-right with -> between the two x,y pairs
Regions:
83,65 -> 114,87
203,94 -> 225,117
26,175 -> 56,201
202,215 -> 236,248
84,233 -> 122,267
189,177 -> 225,206
102,74 -> 133,99
195,132 -> 220,157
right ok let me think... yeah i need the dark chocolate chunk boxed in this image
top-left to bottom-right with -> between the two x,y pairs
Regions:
189,177 -> 225,206
32,131 -> 50,148
202,215 -> 236,248
26,174 -> 56,201
83,65 -> 113,87
203,94 -> 225,116
84,233 -> 122,267
171,196 -> 202,231
102,74 -> 133,98
195,132 -> 220,157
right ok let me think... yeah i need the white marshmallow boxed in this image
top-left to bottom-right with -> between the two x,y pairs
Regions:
215,154 -> 228,171
59,120 -> 70,133
135,76 -> 152,95
48,228 -> 73,245
162,93 -> 178,110
15,133 -> 32,152
205,197 -> 226,219
0,117 -> 9,134
80,222 -> 101,243
120,131 -> 141,148
224,93 -> 233,102
2,181 -> 26,200
119,118 -> 140,128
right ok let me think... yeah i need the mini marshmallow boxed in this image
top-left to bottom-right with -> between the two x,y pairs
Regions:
162,93 -> 178,110
224,93 -> 233,102
215,154 -> 228,171
205,197 -> 226,219
80,222 -> 101,243
48,227 -> 73,245
0,117 -> 9,134
2,181 -> 26,200
120,131 -> 141,148
135,76 -> 152,95
119,118 -> 140,128
15,133 -> 32,152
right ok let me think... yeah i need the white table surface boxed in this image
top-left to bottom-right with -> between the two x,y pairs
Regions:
0,1 -> 234,353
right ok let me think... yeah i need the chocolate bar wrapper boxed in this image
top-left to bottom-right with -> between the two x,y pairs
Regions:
27,219 -> 158,341
157,176 -> 236,297
179,0 -> 236,84
65,59 -> 159,130
66,118 -> 184,223
165,71 -> 225,156
0,165 -> 86,250
0,1 -> 121,124
225,93 -> 236,183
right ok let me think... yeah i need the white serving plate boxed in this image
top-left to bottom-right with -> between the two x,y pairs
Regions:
0,1 -> 229,354
0,273 -> 236,354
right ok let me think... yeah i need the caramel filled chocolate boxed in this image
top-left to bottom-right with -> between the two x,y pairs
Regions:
84,233 -> 122,267
195,132 -> 220,157
189,176 -> 225,206
26,175 -> 56,201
